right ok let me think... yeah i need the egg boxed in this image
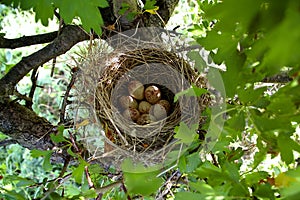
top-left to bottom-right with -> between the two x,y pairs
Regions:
122,108 -> 140,121
138,101 -> 151,114
144,85 -> 161,104
150,104 -> 167,120
128,80 -> 144,100
119,95 -> 138,109
157,99 -> 171,114
136,114 -> 155,125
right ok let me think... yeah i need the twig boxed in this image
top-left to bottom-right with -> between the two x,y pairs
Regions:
0,139 -> 17,147
121,181 -> 131,200
13,90 -> 32,105
156,170 -> 181,199
26,67 -> 39,108
58,156 -> 71,178
59,68 -> 78,123
94,180 -> 122,194
0,31 -> 58,49
68,131 -> 79,153
85,166 -> 95,188
210,153 -> 219,167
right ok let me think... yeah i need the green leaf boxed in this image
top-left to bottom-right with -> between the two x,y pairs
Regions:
253,138 -> 267,169
55,0 -> 108,35
226,147 -> 244,162
222,161 -> 240,183
33,0 -> 54,26
174,84 -> 207,102
30,149 -> 53,171
189,181 -> 215,195
50,126 -> 67,143
194,161 -> 222,179
175,192 -> 205,199
65,184 -> 81,198
227,111 -> 245,132
174,122 -> 198,144
144,0 -> 157,10
251,113 -> 293,133
277,133 -> 299,165
72,159 -> 88,184
121,159 -> 163,196
237,85 -> 265,105
187,50 -> 207,72
123,171 -> 163,196
244,171 -> 269,186
254,184 -> 276,200
67,146 -> 78,158
267,94 -> 297,115
185,152 -> 202,173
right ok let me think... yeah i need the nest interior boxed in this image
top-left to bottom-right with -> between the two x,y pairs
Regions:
94,48 -> 210,162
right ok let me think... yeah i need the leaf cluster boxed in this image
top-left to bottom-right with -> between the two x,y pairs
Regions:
1,0 -> 109,34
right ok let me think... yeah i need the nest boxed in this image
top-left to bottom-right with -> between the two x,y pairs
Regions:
75,28 -> 211,168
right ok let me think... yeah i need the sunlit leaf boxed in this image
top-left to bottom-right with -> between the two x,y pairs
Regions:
174,85 -> 207,102
174,122 -> 198,144
122,159 -> 163,196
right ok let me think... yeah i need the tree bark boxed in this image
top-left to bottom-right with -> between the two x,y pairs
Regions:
0,101 -> 55,150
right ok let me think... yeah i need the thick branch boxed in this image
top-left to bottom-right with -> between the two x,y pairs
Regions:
0,100 -> 56,150
0,25 -> 89,97
0,31 -> 58,49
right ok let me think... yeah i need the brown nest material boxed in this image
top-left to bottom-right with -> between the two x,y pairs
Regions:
82,47 -> 211,167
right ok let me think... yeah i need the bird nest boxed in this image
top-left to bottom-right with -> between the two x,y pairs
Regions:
75,31 -> 211,168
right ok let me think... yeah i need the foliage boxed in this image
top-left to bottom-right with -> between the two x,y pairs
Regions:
1,0 -> 109,34
0,0 -> 300,199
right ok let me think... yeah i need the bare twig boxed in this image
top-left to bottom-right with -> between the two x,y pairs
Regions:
26,67 -> 39,108
68,131 -> 79,153
58,156 -> 71,178
85,166 -> 95,188
210,153 -> 219,167
0,139 -> 17,147
0,31 -> 58,49
60,69 -> 78,123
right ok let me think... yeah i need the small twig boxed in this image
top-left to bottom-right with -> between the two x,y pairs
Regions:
210,153 -> 219,167
68,131 -> 79,153
94,180 -> 122,194
58,156 -> 71,178
41,173 -> 72,200
59,68 -> 78,123
26,67 -> 39,108
85,166 -> 95,188
0,139 -> 17,147
96,193 -> 103,200
13,90 -> 32,105
156,170 -> 181,199
121,181 -> 131,200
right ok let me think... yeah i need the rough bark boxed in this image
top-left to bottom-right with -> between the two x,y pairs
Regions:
0,0 -> 179,151
0,101 -> 56,150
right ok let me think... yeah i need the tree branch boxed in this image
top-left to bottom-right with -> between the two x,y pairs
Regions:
0,25 -> 90,97
0,100 -> 56,150
0,31 -> 58,49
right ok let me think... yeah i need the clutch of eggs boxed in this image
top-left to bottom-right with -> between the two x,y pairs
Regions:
119,80 -> 171,125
